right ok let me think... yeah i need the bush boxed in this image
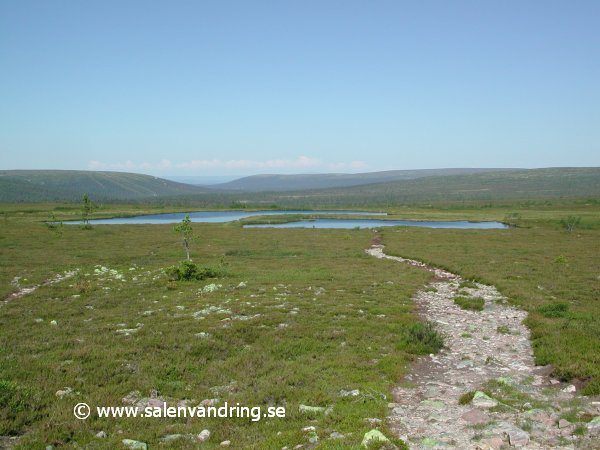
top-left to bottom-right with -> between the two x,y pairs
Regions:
165,260 -> 222,281
401,321 -> 444,355
537,302 -> 569,318
454,295 -> 485,311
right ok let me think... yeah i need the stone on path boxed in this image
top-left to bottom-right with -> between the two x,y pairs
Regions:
472,391 -> 498,408
461,408 -> 488,425
507,429 -> 529,447
476,436 -> 503,450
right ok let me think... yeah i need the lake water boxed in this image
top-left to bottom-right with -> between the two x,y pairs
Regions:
66,210 -> 386,225
244,219 -> 508,229
65,210 -> 507,229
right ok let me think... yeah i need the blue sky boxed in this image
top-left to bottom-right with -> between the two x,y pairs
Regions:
1,1 -> 599,176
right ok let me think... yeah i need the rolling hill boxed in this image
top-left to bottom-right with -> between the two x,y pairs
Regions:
212,168 -> 520,192
256,167 -> 600,207
0,170 -> 207,202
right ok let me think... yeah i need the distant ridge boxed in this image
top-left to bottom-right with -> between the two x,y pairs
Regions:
0,170 -> 207,202
213,168 -> 521,192
262,167 -> 600,206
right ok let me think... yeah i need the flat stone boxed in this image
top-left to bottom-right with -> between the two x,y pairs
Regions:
461,408 -> 488,425
476,436 -> 503,450
558,418 -> 571,429
420,399 -> 445,410
507,429 -> 529,446
561,384 -> 576,393
220,440 -> 231,446
95,431 -> 107,438
472,391 -> 498,408
457,360 -> 474,369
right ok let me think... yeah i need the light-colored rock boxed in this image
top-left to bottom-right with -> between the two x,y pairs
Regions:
562,384 -> 576,393
472,391 -> 498,408
299,404 -> 325,414
200,398 -> 219,406
197,429 -> 211,442
361,429 -> 389,447
55,387 -> 73,399
339,389 -> 360,397
95,431 -> 107,438
122,439 -> 147,450
220,440 -> 231,446
160,434 -> 186,442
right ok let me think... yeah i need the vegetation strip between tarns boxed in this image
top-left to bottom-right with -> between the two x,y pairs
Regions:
367,244 -> 600,449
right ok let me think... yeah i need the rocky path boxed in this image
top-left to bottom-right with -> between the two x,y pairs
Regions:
367,245 -> 600,450
1,270 -> 78,307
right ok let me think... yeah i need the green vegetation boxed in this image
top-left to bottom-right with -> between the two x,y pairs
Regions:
174,214 -> 194,260
80,193 -> 96,228
215,168 -> 515,192
453,296 -> 485,311
2,167 -> 600,207
1,196 -> 600,447
458,391 -> 475,405
0,205 -> 431,448
560,215 -> 582,232
164,260 -> 223,282
399,322 -> 444,355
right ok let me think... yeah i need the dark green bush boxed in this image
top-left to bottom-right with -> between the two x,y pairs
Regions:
165,260 -> 222,281
401,321 -> 444,355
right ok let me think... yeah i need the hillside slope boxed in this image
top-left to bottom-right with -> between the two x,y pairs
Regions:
0,170 -> 206,202
214,168 -> 519,192
264,167 -> 600,206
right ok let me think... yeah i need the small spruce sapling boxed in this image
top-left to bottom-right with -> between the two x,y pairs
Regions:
174,214 -> 194,260
81,194 -> 96,228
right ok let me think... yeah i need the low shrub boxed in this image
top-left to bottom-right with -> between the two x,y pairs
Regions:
165,260 -> 223,281
401,321 -> 444,355
454,296 -> 485,311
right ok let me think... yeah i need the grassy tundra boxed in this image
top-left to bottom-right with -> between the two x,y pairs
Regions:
1,200 -> 599,448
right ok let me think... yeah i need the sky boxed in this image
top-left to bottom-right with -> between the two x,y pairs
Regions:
1,0 -> 599,176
